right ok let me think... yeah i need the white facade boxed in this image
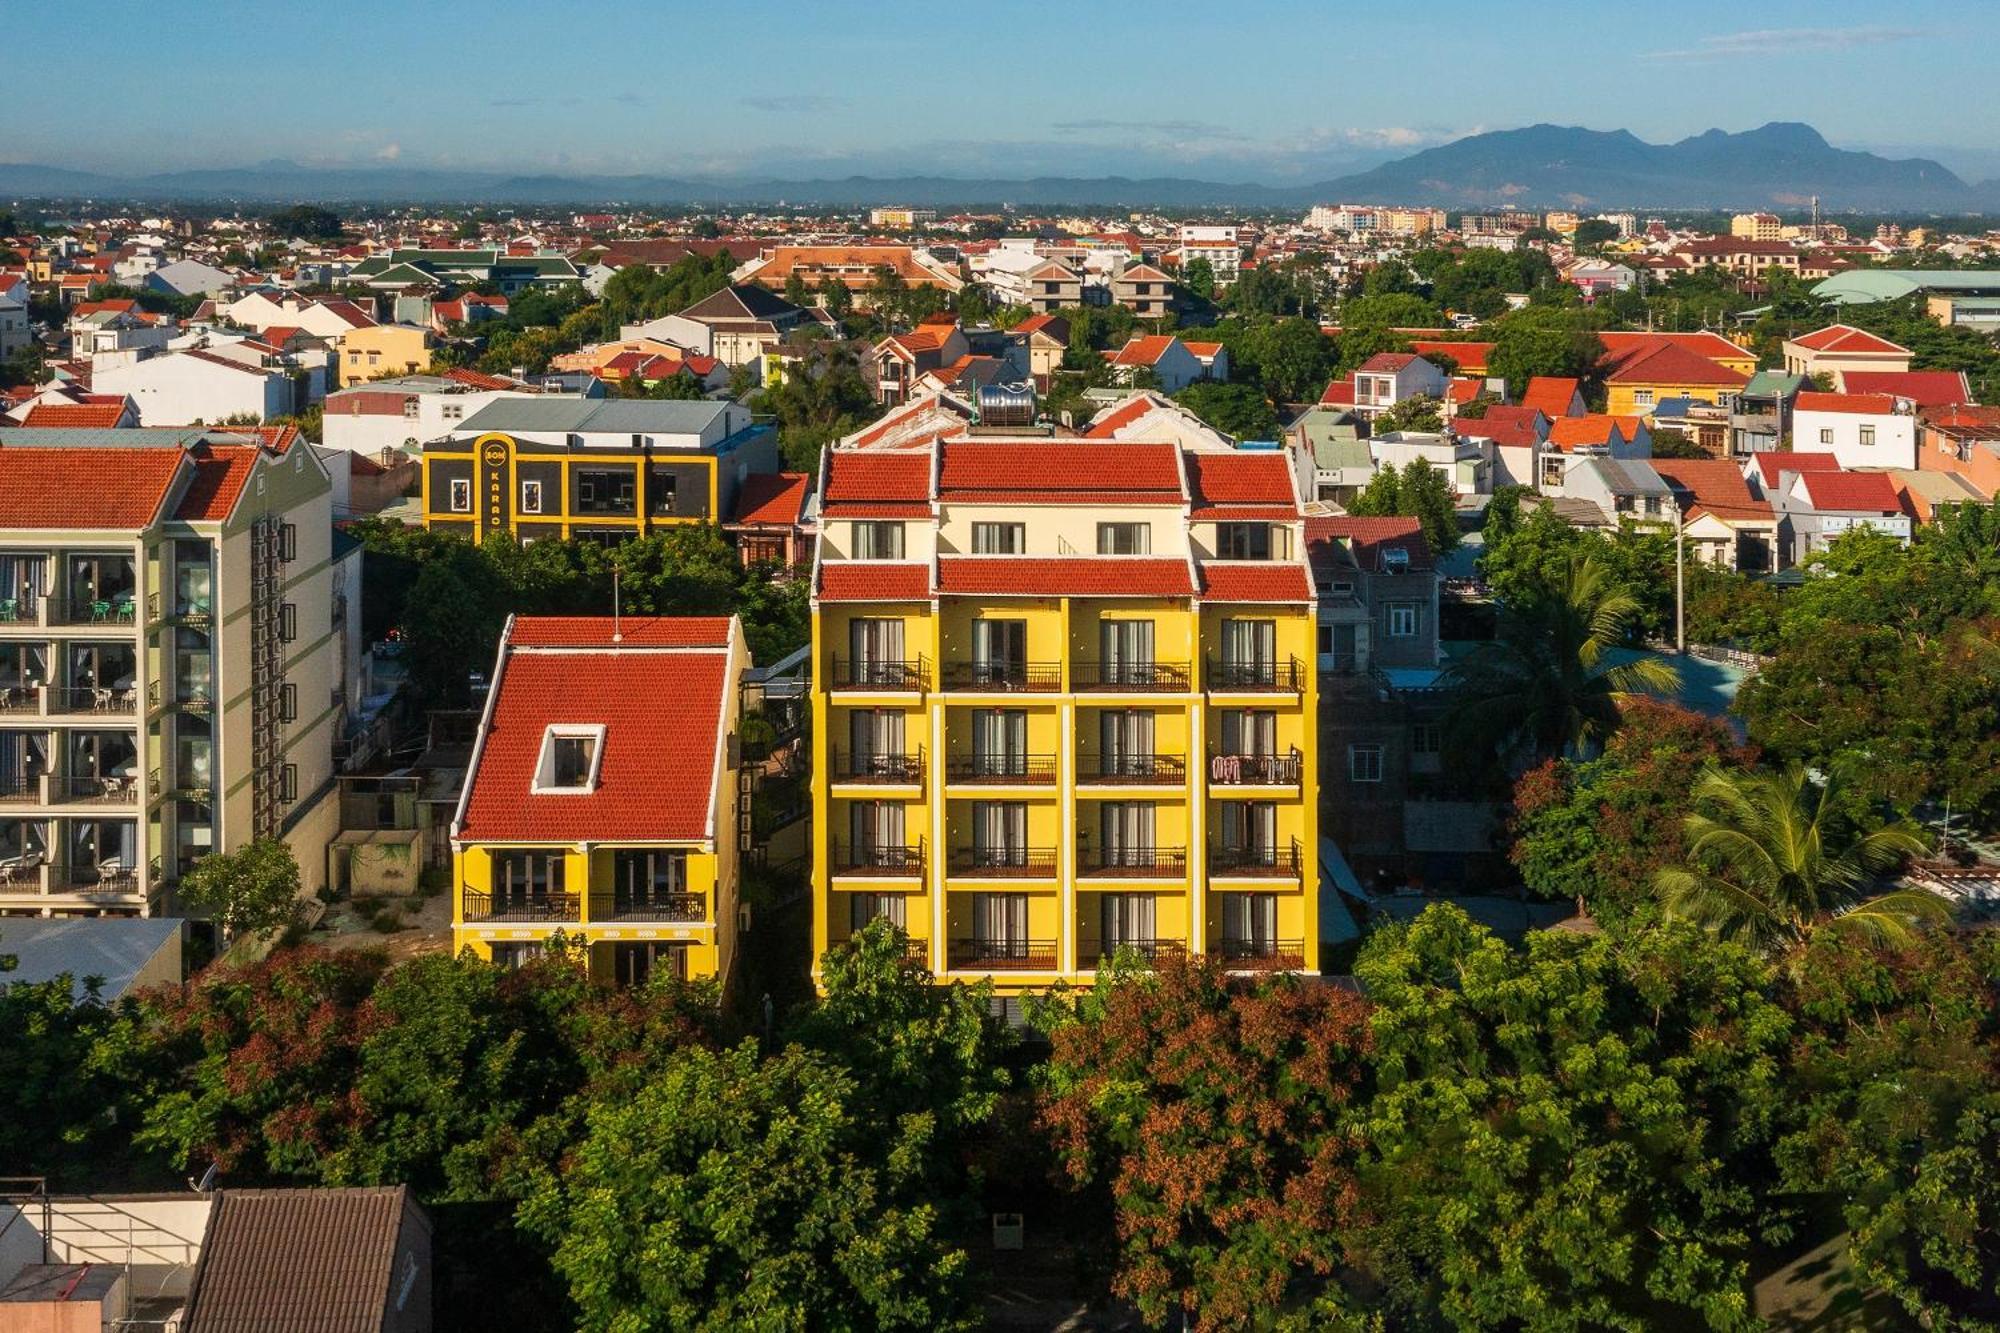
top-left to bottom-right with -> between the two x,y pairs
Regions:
93,350 -> 296,425
0,287 -> 32,359
1176,225 -> 1242,285
322,382 -> 570,457
1792,404 -> 1918,469
1369,431 -> 1492,496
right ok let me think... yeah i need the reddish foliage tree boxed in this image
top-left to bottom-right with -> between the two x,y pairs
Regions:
1037,957 -> 1375,1328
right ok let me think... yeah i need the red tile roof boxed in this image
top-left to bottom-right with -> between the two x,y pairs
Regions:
1649,458 -> 1771,522
937,556 -> 1196,598
1548,415 -> 1627,451
19,402 -> 128,428
1796,469 -> 1901,514
1749,451 -> 1845,490
822,450 -> 932,517
938,440 -> 1183,503
1110,334 -> 1180,367
1357,352 -> 1420,373
1317,380 -> 1356,407
731,472 -> 811,527
1014,313 -> 1070,342
1598,330 -> 1749,371
444,367 -> 516,390
0,448 -> 185,529
1410,340 -> 1493,373
1446,377 -> 1483,405
1841,370 -> 1971,407
1184,451 -> 1296,518
1519,376 -> 1582,418
1604,342 -> 1751,388
1305,515 -> 1434,573
1795,391 -> 1903,415
1083,396 -> 1155,438
457,625 -> 732,843
508,615 -> 735,647
175,446 -> 261,521
1197,562 -> 1314,603
817,562 -> 931,602
1789,324 -> 1909,356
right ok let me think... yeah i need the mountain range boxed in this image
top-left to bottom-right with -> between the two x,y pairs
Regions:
1,123 -> 1992,213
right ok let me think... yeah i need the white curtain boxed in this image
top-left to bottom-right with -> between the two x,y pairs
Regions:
1101,893 -> 1156,947
974,892 -> 1027,945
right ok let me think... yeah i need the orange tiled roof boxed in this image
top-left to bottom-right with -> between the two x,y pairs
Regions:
817,562 -> 931,602
938,440 -> 1182,503
731,472 -> 811,527
0,447 -> 185,529
1198,562 -> 1314,604
937,557 -> 1196,598
19,402 -> 128,428
1789,324 -> 1909,356
1795,392 -> 1902,415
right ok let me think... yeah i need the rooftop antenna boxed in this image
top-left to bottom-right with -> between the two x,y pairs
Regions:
611,563 -> 623,644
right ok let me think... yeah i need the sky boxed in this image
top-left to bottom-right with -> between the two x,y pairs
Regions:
14,0 -> 2000,183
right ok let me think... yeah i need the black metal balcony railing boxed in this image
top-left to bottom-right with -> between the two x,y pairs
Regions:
147,680 -> 214,713
948,937 -> 1059,970
49,862 -> 141,895
941,661 -> 1063,692
1214,938 -> 1308,970
1071,660 -> 1192,691
1091,939 -> 1189,966
146,592 -> 215,626
48,686 -> 138,715
1079,846 -> 1188,877
831,841 -> 926,876
591,891 -> 705,923
0,685 -> 38,714
1078,753 -> 1187,784
830,656 -> 929,691
948,845 -> 1060,877
461,890 -> 582,922
49,596 -> 138,627
831,749 -> 925,784
0,773 -> 33,801
1205,656 -> 1305,693
53,775 -> 140,805
946,752 -> 1057,784
1207,750 -> 1303,785
1209,838 -> 1305,878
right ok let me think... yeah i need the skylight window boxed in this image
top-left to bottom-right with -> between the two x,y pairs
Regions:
533,724 -> 605,794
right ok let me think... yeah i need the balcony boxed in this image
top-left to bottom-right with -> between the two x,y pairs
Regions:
0,597 -> 49,629
1077,754 -> 1186,785
1071,660 -> 1192,692
948,846 -> 1059,878
1206,656 -> 1305,694
1209,838 -> 1304,879
51,774 -> 140,806
48,686 -> 139,716
49,597 -> 138,628
461,889 -> 582,923
47,861 -> 141,896
1078,847 -> 1188,878
147,680 -> 214,714
1214,938 -> 1308,970
945,753 -> 1056,785
0,683 -> 41,716
940,661 -> 1062,693
589,891 -> 705,923
146,592 -> 215,629
947,937 -> 1058,971
1207,749 -> 1303,786
831,840 -> 926,877
829,656 -> 929,692
830,749 -> 925,785
1088,938 -> 1188,967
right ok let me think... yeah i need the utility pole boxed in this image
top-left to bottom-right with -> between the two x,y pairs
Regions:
1674,498 -> 1686,654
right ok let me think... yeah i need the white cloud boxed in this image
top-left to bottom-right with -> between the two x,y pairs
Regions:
373,142 -> 402,161
1643,26 -> 1924,61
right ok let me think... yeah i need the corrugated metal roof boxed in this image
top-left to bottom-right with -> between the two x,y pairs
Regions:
457,397 -> 731,436
0,918 -> 180,1001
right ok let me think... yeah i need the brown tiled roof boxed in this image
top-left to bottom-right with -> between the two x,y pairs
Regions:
180,1187 -> 424,1333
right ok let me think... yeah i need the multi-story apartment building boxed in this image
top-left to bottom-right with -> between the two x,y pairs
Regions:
420,399 -> 780,544
0,433 -> 345,917
1174,226 -> 1242,287
450,614 -> 749,986
809,436 -> 1320,996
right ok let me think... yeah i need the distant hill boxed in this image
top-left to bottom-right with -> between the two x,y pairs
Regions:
0,124 -> 1990,212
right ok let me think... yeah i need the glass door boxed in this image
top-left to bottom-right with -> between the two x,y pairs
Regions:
971,709 -> 1026,778
972,619 -> 1026,686
848,618 -> 904,687
1222,619 -> 1276,684
972,892 -> 1028,955
971,801 -> 1027,867
1221,893 -> 1277,951
1100,893 -> 1157,953
1099,618 -> 1155,686
1100,802 -> 1156,868
1099,710 -> 1155,778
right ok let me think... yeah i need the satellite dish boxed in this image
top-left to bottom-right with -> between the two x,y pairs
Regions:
191,1163 -> 218,1193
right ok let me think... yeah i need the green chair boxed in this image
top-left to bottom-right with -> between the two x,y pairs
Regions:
0,599 -> 16,623
91,600 -> 111,623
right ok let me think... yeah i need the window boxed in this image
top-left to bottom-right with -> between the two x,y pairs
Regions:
972,618 -> 1027,684
853,521 -> 904,559
448,478 -> 471,512
1219,708 -> 1277,757
441,402 -> 463,420
280,763 -> 298,802
1411,723 -> 1441,755
1098,619 -> 1155,684
279,603 -> 297,643
972,522 -> 1025,554
1541,456 -> 1566,488
576,469 -> 636,515
520,480 -> 543,514
1099,801 -> 1156,865
1387,603 -> 1418,637
612,849 -> 688,910
1098,522 -> 1150,554
847,618 -> 906,685
650,472 -> 678,514
1820,428 -> 1834,444
849,892 -> 906,931
1100,893 -> 1156,953
612,941 -> 686,987
280,524 -> 296,562
279,683 -> 297,723
1217,522 -> 1272,560
1634,389 -> 1654,407
972,891 -> 1028,950
1220,618 -> 1276,682
1098,709 -> 1154,776
1348,743 -> 1384,783
1219,892 -> 1277,952
970,708 -> 1027,777
402,397 -> 420,419
533,724 -> 605,793
970,801 -> 1028,867
1859,425 -> 1876,447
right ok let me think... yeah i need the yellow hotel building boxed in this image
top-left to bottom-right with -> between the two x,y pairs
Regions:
809,433 -> 1320,994
450,613 -> 748,986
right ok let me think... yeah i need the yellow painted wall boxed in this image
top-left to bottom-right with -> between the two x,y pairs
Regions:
338,325 -> 433,386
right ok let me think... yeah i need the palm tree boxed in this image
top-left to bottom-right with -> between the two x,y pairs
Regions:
1654,763 -> 1942,952
1445,554 -> 1678,760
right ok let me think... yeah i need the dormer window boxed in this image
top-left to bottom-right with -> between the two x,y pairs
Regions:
534,724 -> 605,794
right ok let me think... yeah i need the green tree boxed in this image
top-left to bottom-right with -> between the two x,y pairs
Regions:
1348,460 -> 1461,555
1357,905 -> 1790,1331
1654,763 -> 1940,953
1180,254 -> 1216,303
1488,306 -> 1607,398
267,205 -> 343,240
1374,393 -> 1444,434
783,269 -> 812,309
1037,957 -> 1377,1329
520,1042 -> 977,1332
1172,381 -> 1278,439
1445,554 -> 1679,761
0,971 -> 138,1182
175,839 -> 302,943
1649,427 -> 1708,459
1572,218 -> 1620,252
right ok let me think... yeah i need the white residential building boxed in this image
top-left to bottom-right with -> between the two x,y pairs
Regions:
1176,225 -> 1242,286
92,349 -> 299,426
1790,391 -> 1919,470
